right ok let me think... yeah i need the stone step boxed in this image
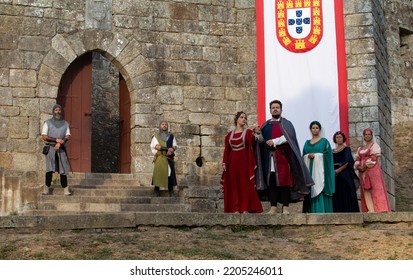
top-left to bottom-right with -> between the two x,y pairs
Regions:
67,172 -> 138,180
46,187 -> 177,197
39,195 -> 185,204
58,172 -> 142,187
33,202 -> 190,213
4,212 -> 413,230
68,178 -> 140,187
36,177 -> 190,214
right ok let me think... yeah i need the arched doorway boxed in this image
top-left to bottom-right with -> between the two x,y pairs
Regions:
57,52 -> 131,173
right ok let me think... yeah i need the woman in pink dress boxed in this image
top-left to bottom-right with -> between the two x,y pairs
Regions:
354,128 -> 391,212
221,111 -> 263,213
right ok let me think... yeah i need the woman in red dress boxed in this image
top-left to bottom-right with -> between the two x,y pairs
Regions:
354,128 -> 391,212
221,111 -> 263,213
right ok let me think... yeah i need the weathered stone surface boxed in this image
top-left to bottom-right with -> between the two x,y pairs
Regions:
189,113 -> 220,125
9,117 -> 29,139
189,198 -> 218,213
12,152 -> 37,171
0,87 -> 12,106
306,213 -> 363,225
9,69 -> 36,87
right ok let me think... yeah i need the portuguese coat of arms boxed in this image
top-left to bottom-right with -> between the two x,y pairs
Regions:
275,0 -> 323,53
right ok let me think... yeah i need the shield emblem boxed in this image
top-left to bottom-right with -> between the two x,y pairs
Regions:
275,0 -> 323,53
92,0 -> 107,21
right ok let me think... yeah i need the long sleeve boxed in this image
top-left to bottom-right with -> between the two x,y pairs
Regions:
222,133 -> 231,165
150,136 -> 159,155
323,139 -> 335,196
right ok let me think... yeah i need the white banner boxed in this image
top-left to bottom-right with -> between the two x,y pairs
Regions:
256,0 -> 348,149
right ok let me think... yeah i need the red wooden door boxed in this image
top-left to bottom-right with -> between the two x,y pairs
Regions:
119,75 -> 131,173
57,53 -> 92,172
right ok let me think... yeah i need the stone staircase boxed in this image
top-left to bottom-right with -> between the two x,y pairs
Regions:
26,173 -> 191,215
4,171 -> 413,232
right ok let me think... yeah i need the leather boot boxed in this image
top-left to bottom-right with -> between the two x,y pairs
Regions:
267,206 -> 277,214
282,206 -> 289,214
42,185 -> 50,195
64,186 -> 72,196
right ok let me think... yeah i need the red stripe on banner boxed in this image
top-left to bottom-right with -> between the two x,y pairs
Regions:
334,0 -> 349,143
256,0 -> 266,125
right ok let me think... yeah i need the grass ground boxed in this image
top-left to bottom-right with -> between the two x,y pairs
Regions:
1,223 -> 412,260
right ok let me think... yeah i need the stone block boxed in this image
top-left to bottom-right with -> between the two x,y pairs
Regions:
42,49 -> 69,74
346,13 -> 373,27
12,153 -> 38,171
9,117 -> 28,139
0,216 -> 37,227
63,32 -> 87,57
201,125 -> 228,136
134,212 -> 240,227
184,99 -> 214,113
189,113 -> 220,125
348,107 -> 363,122
356,78 -> 378,92
162,110 -> 188,124
1,176 -> 19,212
350,38 -> 375,54
132,127 -> 153,143
38,64 -> 61,85
12,87 -> 35,98
19,36 -> 50,52
170,2 -> 198,20
0,140 -> 6,152
362,106 -> 379,121
181,45 -> 203,60
0,87 -> 12,106
0,151 -> 12,168
156,85 -> 183,104
9,69 -> 37,87
37,213 -> 136,229
306,213 -> 363,225
52,34 -> 77,62
134,156 -> 153,173
0,69 -> 9,87
350,91 -> 378,107
37,82 -> 59,98
183,185 -> 221,198
363,212 -> 413,223
202,46 -> 220,61
113,0 -> 149,16
201,135 -> 224,148
213,100 -> 236,114
131,71 -> 158,89
347,66 -> 376,80
181,33 -> 220,47
105,32 -> 129,60
14,98 -> 39,117
241,213 -> 308,225
0,34 -> 18,50
189,198 -> 218,213
0,50 -> 23,69
7,139 -> 36,153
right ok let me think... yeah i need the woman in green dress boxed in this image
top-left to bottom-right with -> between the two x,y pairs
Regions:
302,121 -> 335,213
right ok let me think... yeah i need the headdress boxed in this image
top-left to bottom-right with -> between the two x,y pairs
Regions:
49,104 -> 65,128
158,120 -> 170,142
362,127 -> 376,144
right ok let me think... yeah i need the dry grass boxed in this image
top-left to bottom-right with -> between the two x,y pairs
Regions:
1,223 -> 413,260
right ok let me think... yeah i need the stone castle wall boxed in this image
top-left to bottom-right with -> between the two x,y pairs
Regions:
0,0 -> 412,210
